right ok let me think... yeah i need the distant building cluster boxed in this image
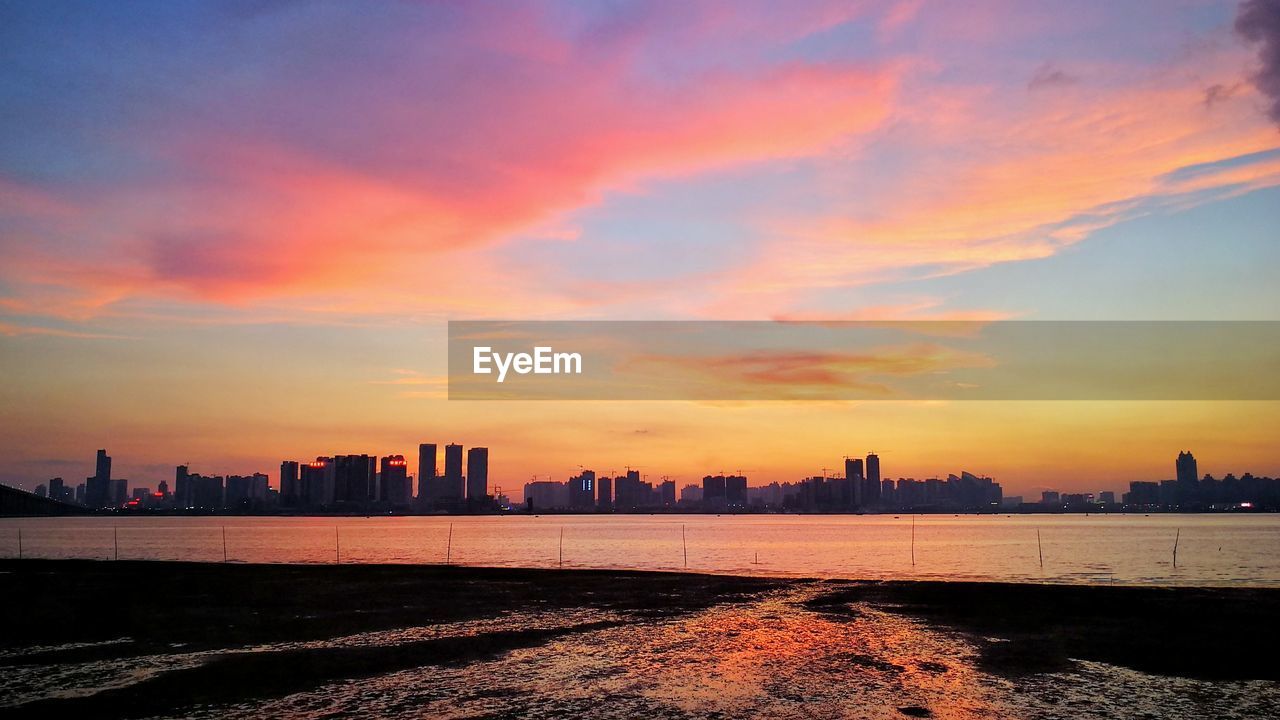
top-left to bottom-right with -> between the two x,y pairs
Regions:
31,444 -> 493,514
19,448 -> 1280,515
1021,452 -> 1279,512
521,454 -> 1004,513
524,469 -> 677,512
277,443 -> 493,512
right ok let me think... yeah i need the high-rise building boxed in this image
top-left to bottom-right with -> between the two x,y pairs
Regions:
301,457 -> 335,507
1176,451 -> 1198,484
466,447 -> 489,504
1176,450 -> 1199,505
192,474 -> 224,509
702,475 -> 727,511
569,469 -> 595,509
417,443 -> 437,502
225,475 -> 252,507
280,461 -> 300,506
597,475 -> 613,510
844,457 -> 864,507
444,444 -> 464,500
334,455 -> 376,505
175,464 -> 192,508
725,475 -> 747,508
85,449 -> 112,508
660,479 -> 677,507
863,453 -> 881,506
380,455 -> 410,505
110,478 -> 128,507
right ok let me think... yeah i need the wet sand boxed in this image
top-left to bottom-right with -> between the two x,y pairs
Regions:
1,560 -> 1277,719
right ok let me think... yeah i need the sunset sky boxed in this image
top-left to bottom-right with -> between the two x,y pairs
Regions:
2,0 -> 1279,498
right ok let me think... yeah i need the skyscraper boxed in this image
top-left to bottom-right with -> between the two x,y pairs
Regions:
1176,451 -> 1198,483
725,475 -> 747,508
466,447 -> 488,505
175,464 -> 192,508
279,461 -> 300,506
301,457 -> 335,507
334,454 -> 376,505
845,457 -> 864,507
380,455 -> 410,505
863,453 -> 881,506
597,475 -> 613,510
444,444 -> 464,501
418,443 -> 437,503
1176,450 -> 1199,506
85,449 -> 112,508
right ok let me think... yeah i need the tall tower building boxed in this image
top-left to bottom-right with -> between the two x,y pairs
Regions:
85,449 -> 112,508
466,447 -> 489,505
444,444 -> 464,500
418,443 -> 437,502
864,453 -> 882,506
380,455 -> 410,505
597,475 -> 613,510
175,464 -> 191,508
279,461 -> 299,506
1175,450 -> 1199,505
845,457 -> 864,507
1175,451 -> 1198,484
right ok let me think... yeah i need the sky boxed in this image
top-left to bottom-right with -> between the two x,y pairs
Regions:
2,0 -> 1279,499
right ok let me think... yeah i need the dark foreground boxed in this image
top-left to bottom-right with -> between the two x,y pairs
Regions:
1,561 -> 1277,719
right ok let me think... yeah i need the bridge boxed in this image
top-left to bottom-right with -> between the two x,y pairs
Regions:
0,484 -> 92,516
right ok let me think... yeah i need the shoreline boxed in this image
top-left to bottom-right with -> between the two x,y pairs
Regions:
3,560 -> 1278,718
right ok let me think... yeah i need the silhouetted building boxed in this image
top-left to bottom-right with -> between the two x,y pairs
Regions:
524,480 -> 569,510
1176,451 -> 1199,506
175,464 -> 192,508
418,443 -> 437,503
845,457 -> 864,506
110,478 -> 128,507
702,475 -> 727,511
443,444 -> 464,502
597,475 -> 613,510
85,448 -> 112,508
660,479 -> 677,507
466,447 -> 489,506
725,475 -> 747,508
380,455 -> 411,506
863,453 -> 882,506
569,469 -> 595,509
301,457 -> 335,507
332,455 -> 376,505
280,461 -> 300,507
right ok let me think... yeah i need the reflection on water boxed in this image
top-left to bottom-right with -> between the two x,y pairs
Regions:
5,578 -> 1277,719
2,514 -> 1279,587
171,584 -> 1273,720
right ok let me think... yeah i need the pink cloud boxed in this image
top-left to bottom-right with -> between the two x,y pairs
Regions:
0,4 -> 899,321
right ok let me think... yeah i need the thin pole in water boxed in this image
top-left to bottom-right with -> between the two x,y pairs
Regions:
910,515 -> 916,567
446,523 -> 453,565
1173,528 -> 1180,569
335,527 -> 340,565
113,525 -> 119,561
559,526 -> 564,568
1037,528 -> 1044,568
222,525 -> 228,563
682,523 -> 688,569
17,528 -> 22,560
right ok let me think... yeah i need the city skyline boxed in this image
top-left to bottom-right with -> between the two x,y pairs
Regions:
3,1 -> 1280,497
17,444 -> 1279,514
